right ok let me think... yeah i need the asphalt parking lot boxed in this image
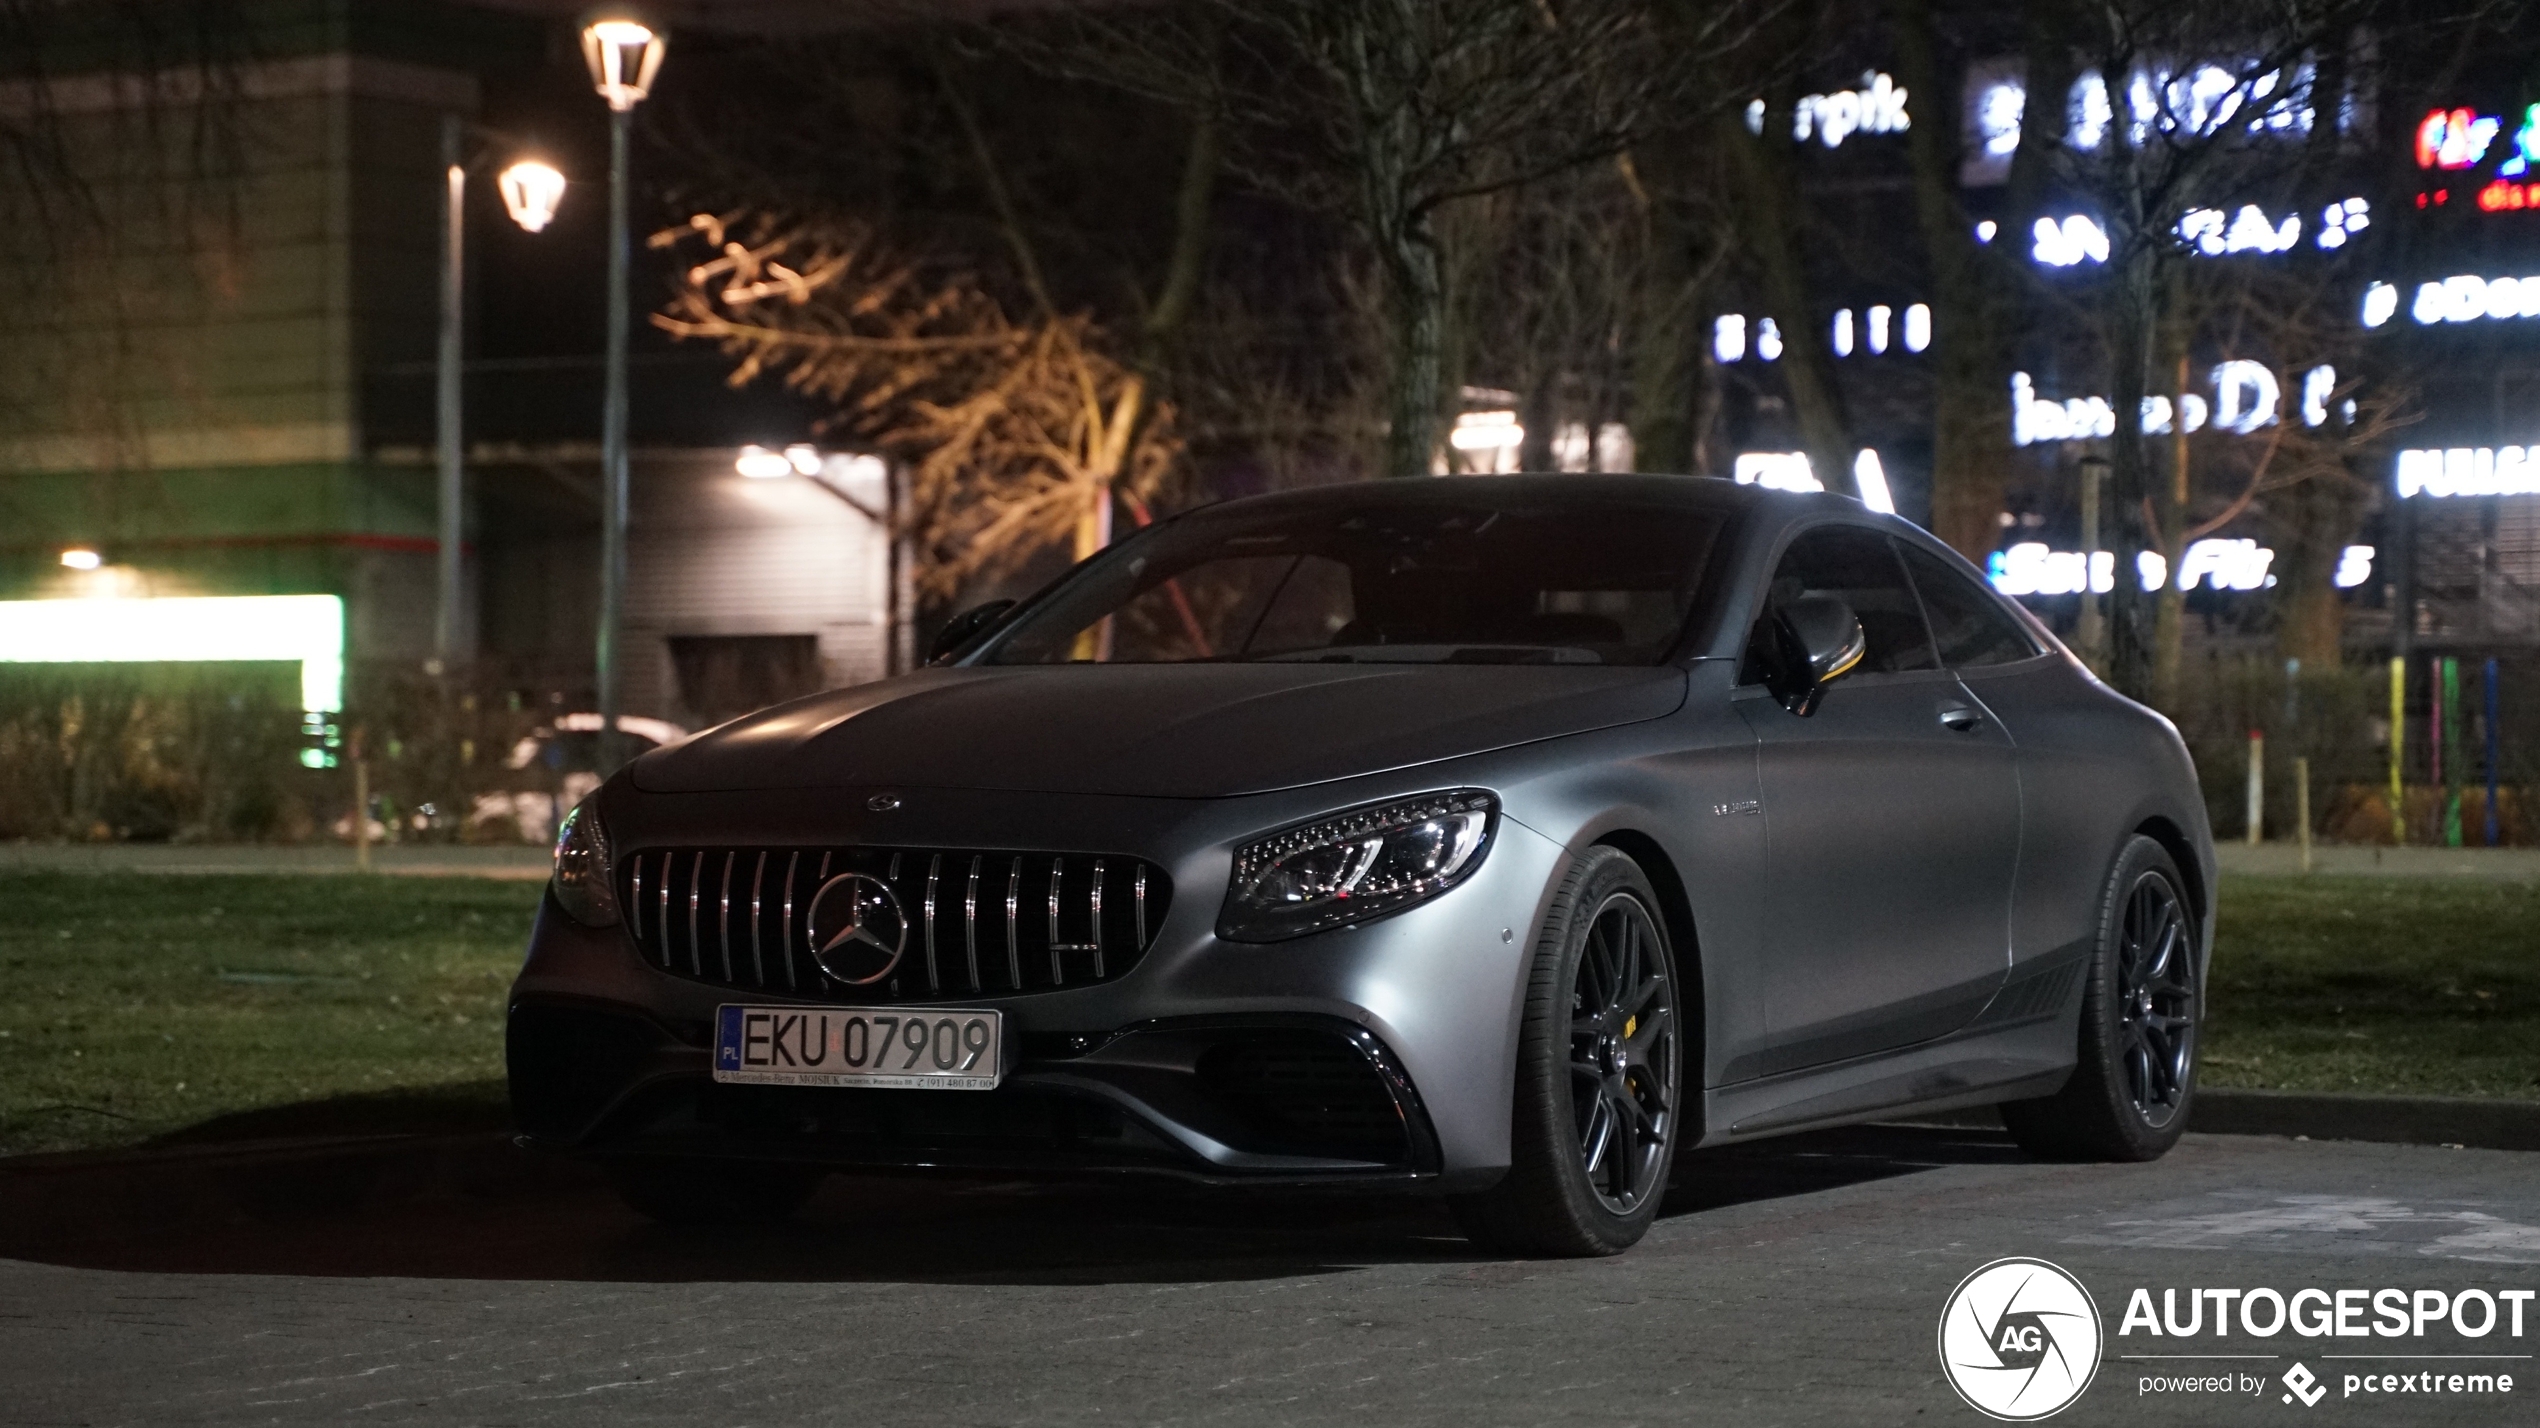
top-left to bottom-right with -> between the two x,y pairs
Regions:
1,1126 -> 2533,1427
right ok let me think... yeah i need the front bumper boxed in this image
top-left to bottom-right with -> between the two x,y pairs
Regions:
507,788 -> 1569,1187
508,995 -> 1442,1183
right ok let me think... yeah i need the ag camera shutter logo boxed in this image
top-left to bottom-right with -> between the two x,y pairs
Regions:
1939,1258 -> 2104,1420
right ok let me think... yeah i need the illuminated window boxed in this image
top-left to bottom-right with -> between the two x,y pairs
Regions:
0,594 -> 344,714
1712,313 -> 1746,364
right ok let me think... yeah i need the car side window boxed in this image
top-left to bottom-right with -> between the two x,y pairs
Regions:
1743,526 -> 1937,679
1898,542 -> 2041,669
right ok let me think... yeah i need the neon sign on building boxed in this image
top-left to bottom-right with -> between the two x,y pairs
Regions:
2010,362 -> 2335,447
2412,102 -> 2540,210
2396,446 -> 2540,499
1744,72 -> 1911,149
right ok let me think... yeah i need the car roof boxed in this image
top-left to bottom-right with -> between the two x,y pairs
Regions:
1178,472 -> 1815,522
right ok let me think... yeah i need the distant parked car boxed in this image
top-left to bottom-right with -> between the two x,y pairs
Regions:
509,475 -> 2214,1256
472,714 -> 687,844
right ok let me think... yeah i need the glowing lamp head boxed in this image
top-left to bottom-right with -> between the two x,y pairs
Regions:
735,445 -> 793,480
60,548 -> 102,571
580,14 -> 665,111
498,160 -> 566,232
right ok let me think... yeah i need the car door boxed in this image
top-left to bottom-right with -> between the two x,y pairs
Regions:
1728,524 -> 2020,1080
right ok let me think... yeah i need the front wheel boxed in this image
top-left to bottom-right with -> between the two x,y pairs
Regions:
1452,847 -> 1685,1257
2000,835 -> 2200,1162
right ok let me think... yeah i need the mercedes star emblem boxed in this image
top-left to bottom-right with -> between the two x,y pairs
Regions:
803,872 -> 909,985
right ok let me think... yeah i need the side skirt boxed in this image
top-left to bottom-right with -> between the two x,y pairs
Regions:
1696,1006 -> 2077,1147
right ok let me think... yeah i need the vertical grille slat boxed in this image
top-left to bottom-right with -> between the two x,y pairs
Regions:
1003,859 -> 1022,991
1047,857 -> 1064,986
685,853 -> 704,976
630,854 -> 647,944
779,851 -> 800,991
963,856 -> 982,992
717,852 -> 735,982
620,844 -> 1169,1004
748,852 -> 767,986
660,853 -> 680,965
923,855 -> 942,993
1090,858 -> 1106,979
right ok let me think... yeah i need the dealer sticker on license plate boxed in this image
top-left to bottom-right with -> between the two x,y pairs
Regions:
712,1005 -> 1003,1090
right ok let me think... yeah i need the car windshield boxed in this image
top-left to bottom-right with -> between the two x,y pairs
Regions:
981,491 -> 1724,666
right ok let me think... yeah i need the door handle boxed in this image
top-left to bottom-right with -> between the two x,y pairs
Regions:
1938,703 -> 1983,731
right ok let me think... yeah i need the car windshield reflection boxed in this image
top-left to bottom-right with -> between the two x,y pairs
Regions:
981,496 -> 1723,667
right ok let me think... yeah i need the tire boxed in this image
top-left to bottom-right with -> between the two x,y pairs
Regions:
2000,835 -> 2200,1162
604,1157 -> 824,1226
1452,847 -> 1686,1257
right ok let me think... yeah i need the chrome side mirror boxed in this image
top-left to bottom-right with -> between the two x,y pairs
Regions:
928,599 -> 1016,664
1770,593 -> 1866,716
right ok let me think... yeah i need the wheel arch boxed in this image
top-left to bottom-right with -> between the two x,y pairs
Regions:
1590,828 -> 1707,1141
2130,815 -> 2207,933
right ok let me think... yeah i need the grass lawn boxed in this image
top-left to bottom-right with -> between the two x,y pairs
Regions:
0,867 -> 2532,1158
0,872 -> 539,1156
2204,874 -> 2540,1101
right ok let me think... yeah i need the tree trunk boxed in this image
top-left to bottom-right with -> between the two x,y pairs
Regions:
2273,465 -> 2367,666
2151,345 -> 2192,710
1383,221 -> 1447,477
1626,135 -> 1706,474
1727,102 -> 1857,498
2103,253 -> 2159,700
1517,362 -> 1557,472
1890,0 -> 2014,556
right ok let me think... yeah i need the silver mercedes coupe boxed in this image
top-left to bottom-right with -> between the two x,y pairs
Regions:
509,474 -> 2214,1256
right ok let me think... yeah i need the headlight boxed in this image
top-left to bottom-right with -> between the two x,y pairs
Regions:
551,798 -> 619,927
1219,789 -> 1497,942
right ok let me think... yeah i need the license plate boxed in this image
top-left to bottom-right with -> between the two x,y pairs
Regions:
713,1005 -> 1003,1090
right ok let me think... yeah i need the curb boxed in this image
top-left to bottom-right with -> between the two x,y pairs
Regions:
2189,1088 -> 2540,1152
1905,1089 -> 2540,1154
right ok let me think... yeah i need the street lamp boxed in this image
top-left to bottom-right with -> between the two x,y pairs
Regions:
580,9 -> 664,774
497,160 -> 566,232
436,127 -> 568,678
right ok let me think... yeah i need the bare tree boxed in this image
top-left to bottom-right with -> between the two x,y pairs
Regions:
653,212 -> 1180,603
1012,0 -> 1771,480
1887,0 -> 2077,558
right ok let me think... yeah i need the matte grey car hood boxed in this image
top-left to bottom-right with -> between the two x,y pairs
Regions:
632,663 -> 1688,799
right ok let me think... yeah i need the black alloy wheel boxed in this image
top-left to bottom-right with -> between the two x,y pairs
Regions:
1569,893 -> 1677,1214
1453,846 -> 1684,1256
2001,835 -> 2200,1162
2115,869 -> 2195,1128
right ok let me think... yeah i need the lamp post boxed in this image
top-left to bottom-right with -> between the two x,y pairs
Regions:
581,12 -> 665,774
436,115 -> 465,675
433,138 -> 567,677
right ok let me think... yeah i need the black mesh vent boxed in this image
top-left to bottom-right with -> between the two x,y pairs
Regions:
1200,1033 -> 1407,1157
507,1002 -> 666,1140
618,846 -> 1172,1004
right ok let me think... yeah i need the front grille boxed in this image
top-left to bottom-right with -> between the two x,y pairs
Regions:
620,846 -> 1172,1003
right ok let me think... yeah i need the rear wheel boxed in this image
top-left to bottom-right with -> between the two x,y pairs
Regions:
2001,835 -> 2199,1162
1452,848 -> 1684,1257
604,1157 -> 823,1226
